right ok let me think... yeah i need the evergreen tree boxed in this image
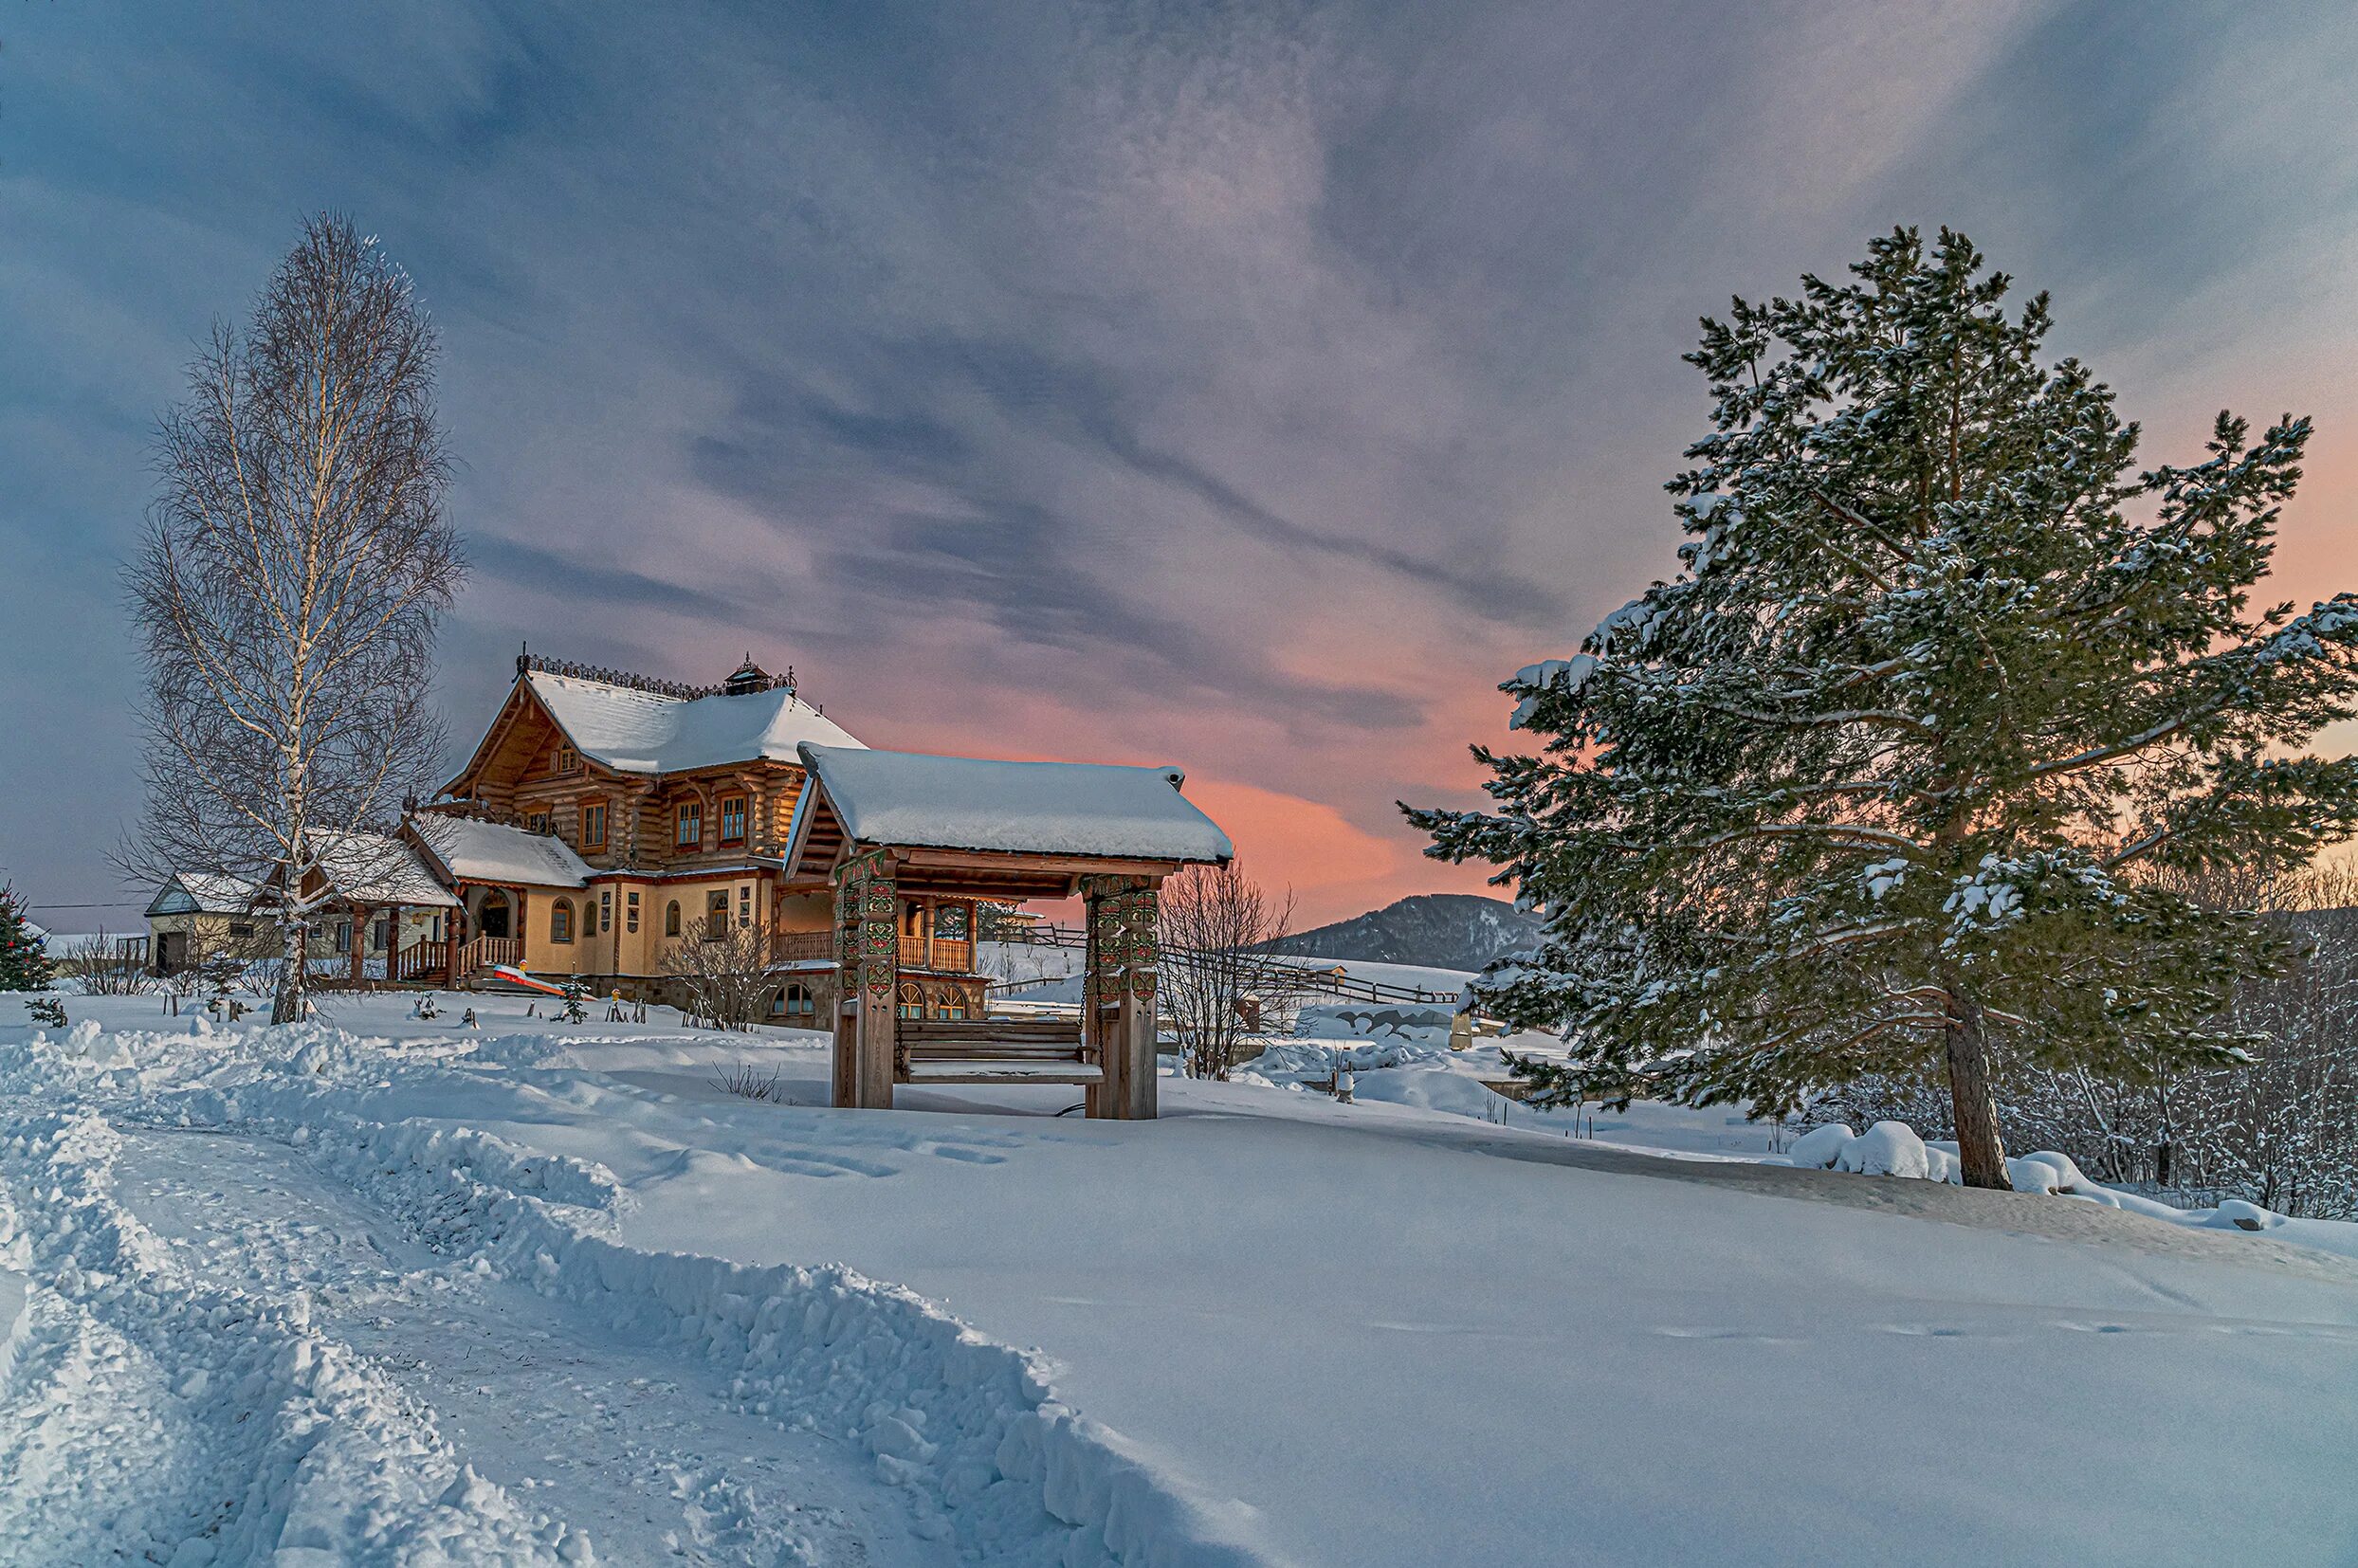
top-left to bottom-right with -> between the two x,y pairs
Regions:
1411,228 -> 2358,1188
0,884 -> 52,992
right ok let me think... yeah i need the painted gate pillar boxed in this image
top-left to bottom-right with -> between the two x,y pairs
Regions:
832,851 -> 899,1109
1082,875 -> 1161,1120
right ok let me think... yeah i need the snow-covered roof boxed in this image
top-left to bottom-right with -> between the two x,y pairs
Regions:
308,831 -> 461,907
524,670 -> 866,775
796,744 -> 1234,863
145,871 -> 261,919
410,814 -> 593,889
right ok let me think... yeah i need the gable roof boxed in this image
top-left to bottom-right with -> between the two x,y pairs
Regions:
145,871 -> 260,919
308,830 -> 461,907
521,670 -> 865,775
409,814 -> 593,889
794,744 -> 1234,863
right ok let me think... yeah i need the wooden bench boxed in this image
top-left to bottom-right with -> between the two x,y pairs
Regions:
895,1018 -> 1101,1087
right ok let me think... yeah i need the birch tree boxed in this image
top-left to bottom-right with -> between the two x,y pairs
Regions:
1412,228 -> 2358,1189
122,213 -> 463,1025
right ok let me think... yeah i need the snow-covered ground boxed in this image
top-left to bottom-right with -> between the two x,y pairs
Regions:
7,993 -> 2358,1566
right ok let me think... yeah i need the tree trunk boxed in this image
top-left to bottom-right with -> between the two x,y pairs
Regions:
272,913 -> 308,1026
1944,981 -> 2009,1189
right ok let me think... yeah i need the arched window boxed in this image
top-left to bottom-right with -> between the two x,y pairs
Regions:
665,900 -> 682,937
551,899 -> 575,943
897,982 -> 924,1019
931,986 -> 968,1021
771,983 -> 815,1019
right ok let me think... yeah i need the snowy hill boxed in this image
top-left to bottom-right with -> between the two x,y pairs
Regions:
7,994 -> 2358,1565
1260,892 -> 1541,972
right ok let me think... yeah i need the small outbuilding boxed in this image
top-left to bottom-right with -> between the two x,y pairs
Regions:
784,744 -> 1234,1118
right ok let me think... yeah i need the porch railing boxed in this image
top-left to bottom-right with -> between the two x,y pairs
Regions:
456,935 -> 522,975
394,938 -> 448,983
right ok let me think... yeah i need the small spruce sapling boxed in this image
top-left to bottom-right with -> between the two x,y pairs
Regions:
1412,228 -> 2358,1189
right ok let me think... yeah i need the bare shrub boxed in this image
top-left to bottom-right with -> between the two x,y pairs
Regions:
660,921 -> 774,1031
1159,859 -> 1305,1080
60,930 -> 154,995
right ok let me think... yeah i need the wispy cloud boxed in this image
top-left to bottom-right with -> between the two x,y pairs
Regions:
8,0 -> 2358,921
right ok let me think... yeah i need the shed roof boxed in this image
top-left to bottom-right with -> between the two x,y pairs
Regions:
410,814 -> 593,889
795,744 -> 1233,863
524,670 -> 866,775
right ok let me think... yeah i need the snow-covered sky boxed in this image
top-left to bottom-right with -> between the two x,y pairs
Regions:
8,1 -> 2358,927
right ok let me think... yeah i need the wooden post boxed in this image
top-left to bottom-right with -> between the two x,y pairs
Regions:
1085,882 -> 1112,1112
858,858 -> 899,1108
831,850 -> 898,1109
831,866 -> 859,1108
1116,879 -> 1161,1120
348,903 -> 368,985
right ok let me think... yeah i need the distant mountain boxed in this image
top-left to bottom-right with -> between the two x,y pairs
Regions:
1262,893 -> 1543,974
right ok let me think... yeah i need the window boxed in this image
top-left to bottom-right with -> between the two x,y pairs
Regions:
665,900 -> 681,937
599,889 -> 612,933
904,902 -> 923,936
772,983 -> 815,1019
719,794 -> 748,846
334,921 -> 353,954
932,987 -> 969,1021
371,918 -> 391,952
429,914 -> 443,943
580,801 -> 608,851
529,811 -> 553,835
897,982 -> 924,1020
228,921 -> 253,940
554,746 -> 578,776
551,900 -> 575,943
705,889 -> 728,939
675,801 -> 703,848
626,890 -> 639,934
739,884 -> 752,928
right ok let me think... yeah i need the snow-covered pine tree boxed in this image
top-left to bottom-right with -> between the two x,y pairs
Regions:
0,884 -> 52,992
1409,228 -> 2358,1189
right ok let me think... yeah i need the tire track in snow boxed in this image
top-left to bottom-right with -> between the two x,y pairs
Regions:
109,1122 -> 954,1568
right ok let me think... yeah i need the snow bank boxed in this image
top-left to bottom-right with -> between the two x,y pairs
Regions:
1781,1120 -> 2358,1254
6,1021 -> 1284,1568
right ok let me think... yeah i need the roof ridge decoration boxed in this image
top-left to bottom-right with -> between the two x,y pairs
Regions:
517,647 -> 801,703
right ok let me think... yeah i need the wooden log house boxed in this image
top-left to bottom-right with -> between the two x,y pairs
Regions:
406,651 -> 867,1003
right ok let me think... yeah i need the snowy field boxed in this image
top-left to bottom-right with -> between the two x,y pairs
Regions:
5,994 -> 2358,1565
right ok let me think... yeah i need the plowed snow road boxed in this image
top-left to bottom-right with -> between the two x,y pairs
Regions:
109,1123 -> 951,1568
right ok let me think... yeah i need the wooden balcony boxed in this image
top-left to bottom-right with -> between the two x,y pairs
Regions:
771,929 -> 836,965
766,929 -> 975,972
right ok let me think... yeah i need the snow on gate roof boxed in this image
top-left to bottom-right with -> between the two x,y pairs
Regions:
525,670 -> 866,775
410,814 -> 593,889
796,743 -> 1234,863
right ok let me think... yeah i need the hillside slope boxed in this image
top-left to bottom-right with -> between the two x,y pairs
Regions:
1263,892 -> 1541,971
